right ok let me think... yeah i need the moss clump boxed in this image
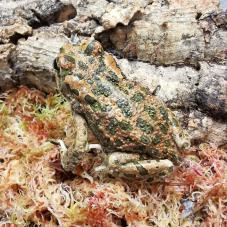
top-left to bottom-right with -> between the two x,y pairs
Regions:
0,86 -> 226,227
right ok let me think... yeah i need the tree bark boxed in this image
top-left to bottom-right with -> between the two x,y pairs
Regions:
0,0 -> 226,147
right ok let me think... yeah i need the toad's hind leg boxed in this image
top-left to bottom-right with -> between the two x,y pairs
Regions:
95,152 -> 174,180
60,113 -> 93,174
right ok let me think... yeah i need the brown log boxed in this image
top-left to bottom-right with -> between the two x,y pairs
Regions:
0,0 -> 226,147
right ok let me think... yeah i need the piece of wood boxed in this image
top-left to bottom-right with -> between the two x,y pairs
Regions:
0,0 -> 226,147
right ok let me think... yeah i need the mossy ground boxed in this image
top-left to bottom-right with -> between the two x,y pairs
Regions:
0,86 -> 226,226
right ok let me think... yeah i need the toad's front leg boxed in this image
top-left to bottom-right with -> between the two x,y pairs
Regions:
95,152 -> 174,181
60,113 -> 96,175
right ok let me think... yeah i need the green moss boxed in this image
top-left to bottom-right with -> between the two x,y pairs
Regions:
136,118 -> 153,134
131,92 -> 145,102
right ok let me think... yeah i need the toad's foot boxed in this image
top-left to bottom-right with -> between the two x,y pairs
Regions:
94,152 -> 174,181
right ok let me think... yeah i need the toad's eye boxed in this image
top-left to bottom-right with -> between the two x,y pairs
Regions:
84,40 -> 104,56
57,55 -> 75,70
